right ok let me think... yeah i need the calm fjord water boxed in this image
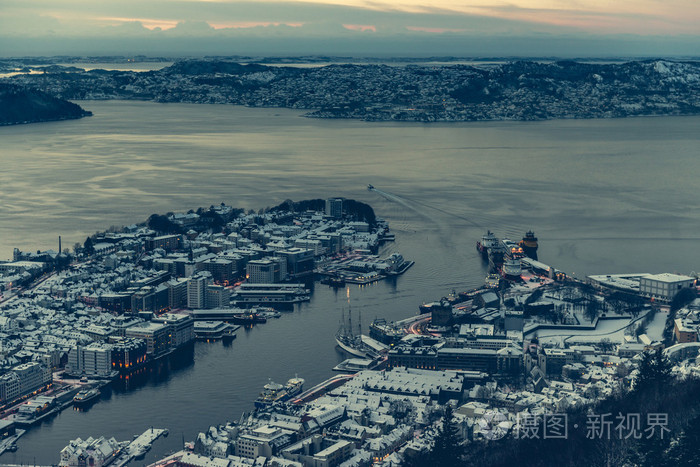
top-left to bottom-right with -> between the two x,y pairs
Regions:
0,101 -> 698,462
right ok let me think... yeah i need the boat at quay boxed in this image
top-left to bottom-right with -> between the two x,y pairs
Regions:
519,231 -> 539,260
254,377 -> 305,409
72,388 -> 100,406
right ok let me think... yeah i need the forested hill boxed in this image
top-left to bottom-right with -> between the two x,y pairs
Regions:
0,83 -> 92,125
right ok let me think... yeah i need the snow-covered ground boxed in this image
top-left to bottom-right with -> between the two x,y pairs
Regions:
535,317 -> 634,346
643,310 -> 668,342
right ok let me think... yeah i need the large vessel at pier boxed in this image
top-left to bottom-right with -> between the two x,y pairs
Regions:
254,377 -> 305,408
73,388 -> 100,406
519,231 -> 539,260
476,231 -> 498,260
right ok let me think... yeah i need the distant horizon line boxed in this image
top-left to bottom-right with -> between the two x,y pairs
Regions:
3,54 -> 700,61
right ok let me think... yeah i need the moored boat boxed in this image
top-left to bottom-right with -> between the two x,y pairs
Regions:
255,376 -> 305,408
73,388 -> 100,406
519,231 -> 539,260
476,230 -> 498,260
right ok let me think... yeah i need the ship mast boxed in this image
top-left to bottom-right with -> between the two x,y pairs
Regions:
339,308 -> 346,334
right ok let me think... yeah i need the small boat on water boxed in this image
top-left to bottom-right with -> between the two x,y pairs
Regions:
73,388 -> 100,406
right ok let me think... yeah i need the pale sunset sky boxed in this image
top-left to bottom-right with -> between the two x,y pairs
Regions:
1,1 -> 698,56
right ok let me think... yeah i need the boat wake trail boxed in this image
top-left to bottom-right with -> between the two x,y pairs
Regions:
371,187 -> 521,237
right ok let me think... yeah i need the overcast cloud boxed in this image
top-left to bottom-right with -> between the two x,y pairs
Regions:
1,1 -> 698,57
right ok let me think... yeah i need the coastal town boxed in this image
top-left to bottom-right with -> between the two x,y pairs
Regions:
0,198 -> 698,466
2,58 -> 700,124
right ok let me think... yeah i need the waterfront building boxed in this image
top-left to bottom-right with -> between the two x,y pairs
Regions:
152,313 -> 195,348
275,248 -> 314,278
325,198 -> 343,219
0,373 -> 21,405
125,322 -> 171,357
231,283 -> 309,306
187,272 -> 212,309
66,343 -> 113,377
109,337 -> 147,371
14,361 -> 52,395
639,273 -> 695,302
0,362 -> 52,405
59,436 -> 121,467
246,258 -> 286,284
206,285 -> 231,309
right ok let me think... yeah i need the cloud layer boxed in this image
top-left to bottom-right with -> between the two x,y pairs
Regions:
1,1 -> 698,57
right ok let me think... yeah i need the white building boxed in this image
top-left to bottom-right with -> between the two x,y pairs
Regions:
151,313 -> 195,348
293,239 -> 325,257
188,272 -> 212,309
0,362 -> 52,404
13,361 -> 52,395
0,373 -> 21,405
639,273 -> 695,301
66,343 -> 113,377
59,436 -> 121,467
246,258 -> 286,284
236,425 -> 291,459
206,285 -> 231,309
325,198 -> 343,218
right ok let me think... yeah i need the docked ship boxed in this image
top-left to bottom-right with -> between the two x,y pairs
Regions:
73,388 -> 100,406
519,231 -> 539,260
320,274 -> 346,288
284,377 -> 305,399
501,258 -> 523,281
501,238 -> 526,261
335,332 -> 372,358
335,308 -> 379,359
254,377 -> 305,409
487,242 -> 505,274
231,312 -> 267,325
476,231 -> 498,260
